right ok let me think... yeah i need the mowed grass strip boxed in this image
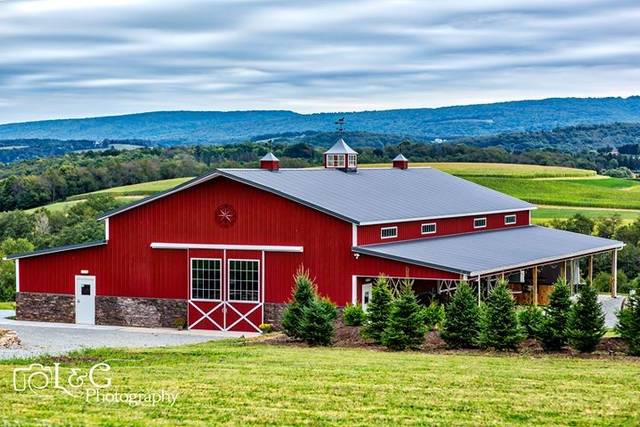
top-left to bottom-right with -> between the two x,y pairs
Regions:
532,206 -> 640,224
469,177 -> 640,209
1,340 -> 639,426
361,162 -> 596,178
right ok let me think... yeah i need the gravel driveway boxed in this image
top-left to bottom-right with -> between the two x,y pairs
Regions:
0,311 -> 256,360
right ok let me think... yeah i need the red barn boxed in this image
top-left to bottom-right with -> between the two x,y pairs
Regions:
7,139 -> 624,333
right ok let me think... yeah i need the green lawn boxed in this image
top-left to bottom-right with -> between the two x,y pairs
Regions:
0,301 -> 15,310
1,340 -> 639,425
66,178 -> 191,201
532,206 -> 640,224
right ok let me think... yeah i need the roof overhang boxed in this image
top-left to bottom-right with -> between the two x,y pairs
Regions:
3,240 -> 107,260
353,226 -> 624,277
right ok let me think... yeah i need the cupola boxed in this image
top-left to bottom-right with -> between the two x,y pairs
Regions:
323,138 -> 358,171
392,154 -> 409,170
260,152 -> 280,171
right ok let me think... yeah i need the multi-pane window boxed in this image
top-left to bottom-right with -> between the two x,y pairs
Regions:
326,154 -> 345,168
504,214 -> 517,225
381,226 -> 398,239
474,217 -> 487,229
191,259 -> 221,300
348,154 -> 357,167
228,260 -> 259,302
421,223 -> 437,234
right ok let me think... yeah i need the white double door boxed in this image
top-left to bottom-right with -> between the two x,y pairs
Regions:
75,275 -> 96,325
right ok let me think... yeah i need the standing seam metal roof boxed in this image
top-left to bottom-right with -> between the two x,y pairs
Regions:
353,226 -> 623,276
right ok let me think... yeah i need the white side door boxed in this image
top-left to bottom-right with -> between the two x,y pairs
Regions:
362,283 -> 372,312
75,275 -> 96,325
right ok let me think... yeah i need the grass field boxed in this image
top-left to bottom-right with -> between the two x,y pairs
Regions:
1,340 -> 639,425
532,206 -> 640,224
363,162 -> 597,178
0,301 -> 15,310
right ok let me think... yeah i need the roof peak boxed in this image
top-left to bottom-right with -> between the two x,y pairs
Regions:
324,138 -> 358,155
260,152 -> 279,161
393,154 -> 408,161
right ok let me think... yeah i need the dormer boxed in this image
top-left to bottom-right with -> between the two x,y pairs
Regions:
324,138 -> 358,171
392,154 -> 409,170
260,152 -> 280,171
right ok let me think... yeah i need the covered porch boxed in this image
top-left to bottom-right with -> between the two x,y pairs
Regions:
353,225 -> 625,305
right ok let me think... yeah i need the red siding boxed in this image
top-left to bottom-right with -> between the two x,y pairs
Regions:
20,177 -> 458,307
357,210 -> 530,245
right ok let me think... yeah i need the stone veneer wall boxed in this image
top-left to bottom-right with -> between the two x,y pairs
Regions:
95,296 -> 187,328
263,302 -> 287,329
16,292 -> 75,323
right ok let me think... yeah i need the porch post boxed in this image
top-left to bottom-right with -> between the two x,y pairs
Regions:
477,275 -> 481,305
560,261 -> 567,283
588,255 -> 593,284
532,266 -> 538,306
611,249 -> 618,298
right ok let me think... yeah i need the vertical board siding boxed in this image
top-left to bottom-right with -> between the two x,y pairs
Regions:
357,210 -> 530,245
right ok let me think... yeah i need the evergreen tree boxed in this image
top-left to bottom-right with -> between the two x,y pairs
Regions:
539,279 -> 572,351
518,305 -> 544,339
381,281 -> 426,351
441,281 -> 481,348
616,287 -> 640,356
479,280 -> 524,350
282,267 -> 316,339
299,298 -> 338,346
361,276 -> 393,343
567,283 -> 606,353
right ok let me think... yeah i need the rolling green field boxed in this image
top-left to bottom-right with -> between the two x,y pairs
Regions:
532,206 -> 640,224
34,163 -> 638,223
1,340 -> 639,426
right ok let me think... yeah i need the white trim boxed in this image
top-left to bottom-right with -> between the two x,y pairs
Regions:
261,251 -> 265,326
189,257 -> 223,302
421,222 -> 437,235
227,258 -> 261,303
104,218 -> 109,240
358,207 -> 536,226
151,243 -> 303,253
504,214 -> 517,225
352,224 -> 358,246
351,275 -> 357,304
380,226 -> 398,239
15,259 -> 19,293
473,217 -> 487,229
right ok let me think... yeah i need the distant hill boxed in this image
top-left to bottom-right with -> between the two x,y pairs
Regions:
2,97 -> 640,144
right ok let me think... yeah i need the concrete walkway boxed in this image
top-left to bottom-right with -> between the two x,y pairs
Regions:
0,311 -> 257,360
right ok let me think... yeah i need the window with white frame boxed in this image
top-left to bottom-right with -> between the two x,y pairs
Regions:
504,214 -> 517,225
326,154 -> 345,168
191,259 -> 221,300
381,226 -> 398,239
421,222 -> 437,235
473,217 -> 487,229
228,260 -> 260,302
348,154 -> 357,167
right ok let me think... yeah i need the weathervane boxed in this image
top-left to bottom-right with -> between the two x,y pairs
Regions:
335,117 -> 345,136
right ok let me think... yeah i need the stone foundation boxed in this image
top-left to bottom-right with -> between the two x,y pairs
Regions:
264,302 -> 287,329
16,292 -> 75,323
96,296 -> 186,328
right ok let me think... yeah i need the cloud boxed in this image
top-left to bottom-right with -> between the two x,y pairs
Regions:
0,0 -> 639,123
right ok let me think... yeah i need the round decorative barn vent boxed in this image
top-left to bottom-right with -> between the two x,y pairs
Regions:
215,204 -> 237,228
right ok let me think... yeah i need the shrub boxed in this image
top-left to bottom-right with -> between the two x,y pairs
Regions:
422,301 -> 445,331
173,317 -> 186,330
299,298 -> 338,346
282,267 -> 316,339
381,281 -> 426,351
361,276 -> 393,343
259,323 -> 274,333
518,305 -> 544,339
616,288 -> 640,355
539,279 -> 572,352
441,281 -> 481,348
567,283 -> 606,353
593,270 -> 629,294
479,280 -> 524,350
343,304 -> 365,326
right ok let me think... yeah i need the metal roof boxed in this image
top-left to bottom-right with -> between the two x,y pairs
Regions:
260,152 -> 279,161
99,167 -> 535,223
4,240 -> 107,260
219,167 -> 534,224
353,226 -> 624,276
324,138 -> 358,155
393,154 -> 409,161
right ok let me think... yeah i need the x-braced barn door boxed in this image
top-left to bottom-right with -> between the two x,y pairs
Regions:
188,255 -> 264,333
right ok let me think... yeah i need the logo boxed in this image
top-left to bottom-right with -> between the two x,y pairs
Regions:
13,362 -> 178,407
215,203 -> 237,228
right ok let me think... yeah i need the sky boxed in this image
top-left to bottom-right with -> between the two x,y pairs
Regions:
0,0 -> 639,124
